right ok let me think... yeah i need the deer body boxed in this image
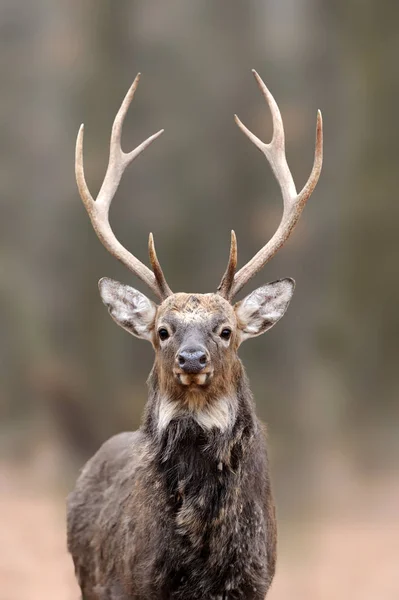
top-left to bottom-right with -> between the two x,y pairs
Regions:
67,72 -> 322,599
68,341 -> 275,599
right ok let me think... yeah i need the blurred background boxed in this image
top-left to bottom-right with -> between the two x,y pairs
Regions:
0,1 -> 398,599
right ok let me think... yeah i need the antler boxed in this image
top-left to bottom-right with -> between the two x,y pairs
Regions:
217,230 -> 237,297
219,70 -> 323,300
75,73 -> 172,300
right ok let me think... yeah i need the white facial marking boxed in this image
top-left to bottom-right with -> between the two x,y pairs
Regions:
157,395 -> 236,432
195,374 -> 207,386
176,372 -> 211,386
179,374 -> 191,386
177,311 -> 209,323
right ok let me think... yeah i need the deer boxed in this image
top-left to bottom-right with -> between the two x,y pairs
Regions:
67,70 -> 323,600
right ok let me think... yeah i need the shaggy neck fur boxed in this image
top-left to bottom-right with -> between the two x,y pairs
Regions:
143,359 -> 258,502
140,360 -> 266,598
144,356 -> 251,433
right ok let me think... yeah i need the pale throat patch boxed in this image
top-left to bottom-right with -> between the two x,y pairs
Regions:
157,394 -> 237,432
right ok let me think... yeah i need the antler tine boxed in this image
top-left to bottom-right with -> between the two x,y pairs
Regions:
148,233 -> 173,299
75,73 -> 172,300
229,70 -> 323,299
217,230 -> 237,300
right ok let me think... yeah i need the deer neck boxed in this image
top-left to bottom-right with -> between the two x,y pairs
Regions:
141,362 -> 257,540
142,360 -> 256,463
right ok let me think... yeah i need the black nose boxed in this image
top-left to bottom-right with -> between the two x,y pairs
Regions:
177,347 -> 208,374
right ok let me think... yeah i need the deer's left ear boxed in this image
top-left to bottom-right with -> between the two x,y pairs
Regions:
234,278 -> 295,342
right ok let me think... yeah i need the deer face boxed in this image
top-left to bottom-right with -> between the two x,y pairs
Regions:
154,293 -> 238,391
99,278 -> 295,395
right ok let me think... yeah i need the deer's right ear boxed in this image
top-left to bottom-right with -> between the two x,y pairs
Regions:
98,278 -> 157,342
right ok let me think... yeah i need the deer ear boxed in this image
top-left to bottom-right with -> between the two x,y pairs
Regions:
98,277 -> 157,342
234,278 -> 295,342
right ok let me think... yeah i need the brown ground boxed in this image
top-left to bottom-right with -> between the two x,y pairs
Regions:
0,461 -> 398,600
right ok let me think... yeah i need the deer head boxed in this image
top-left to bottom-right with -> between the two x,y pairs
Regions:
76,71 -> 323,403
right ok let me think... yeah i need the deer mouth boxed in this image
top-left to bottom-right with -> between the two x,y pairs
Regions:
174,371 -> 213,387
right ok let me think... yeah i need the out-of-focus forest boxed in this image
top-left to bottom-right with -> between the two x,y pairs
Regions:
0,1 -> 398,599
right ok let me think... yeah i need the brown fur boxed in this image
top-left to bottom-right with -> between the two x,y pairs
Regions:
154,294 -> 239,407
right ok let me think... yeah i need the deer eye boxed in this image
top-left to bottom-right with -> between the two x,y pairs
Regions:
220,328 -> 232,341
158,328 -> 170,341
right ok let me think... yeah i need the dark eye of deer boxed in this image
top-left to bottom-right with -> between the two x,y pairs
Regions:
220,328 -> 232,340
158,328 -> 169,341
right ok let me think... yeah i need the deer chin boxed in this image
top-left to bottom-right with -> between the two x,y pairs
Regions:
174,371 -> 213,387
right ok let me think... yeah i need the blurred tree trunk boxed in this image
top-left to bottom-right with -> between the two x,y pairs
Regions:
331,0 -> 399,464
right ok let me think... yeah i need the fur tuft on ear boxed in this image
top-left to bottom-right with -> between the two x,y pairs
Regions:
98,278 -> 157,341
235,278 -> 295,342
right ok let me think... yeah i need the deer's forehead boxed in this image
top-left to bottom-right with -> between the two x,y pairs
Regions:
157,293 -> 235,325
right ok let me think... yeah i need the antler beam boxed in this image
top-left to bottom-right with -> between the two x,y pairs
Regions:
75,73 -> 172,300
219,70 -> 323,300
